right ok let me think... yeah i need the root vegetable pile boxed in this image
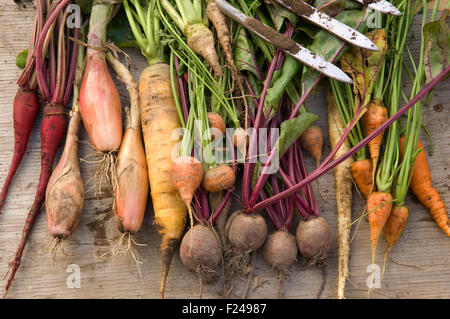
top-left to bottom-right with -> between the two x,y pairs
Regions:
0,0 -> 449,299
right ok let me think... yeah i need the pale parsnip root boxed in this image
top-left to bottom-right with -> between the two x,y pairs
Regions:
186,23 -> 222,77
327,89 -> 353,299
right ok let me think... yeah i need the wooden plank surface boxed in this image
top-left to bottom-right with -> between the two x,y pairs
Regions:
0,1 -> 449,299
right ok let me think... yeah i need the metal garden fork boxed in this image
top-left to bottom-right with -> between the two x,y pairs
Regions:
214,0 -> 401,83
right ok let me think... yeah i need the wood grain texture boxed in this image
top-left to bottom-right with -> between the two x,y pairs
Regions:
0,1 -> 448,299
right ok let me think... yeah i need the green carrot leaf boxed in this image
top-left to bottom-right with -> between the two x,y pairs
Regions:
296,23 -> 320,40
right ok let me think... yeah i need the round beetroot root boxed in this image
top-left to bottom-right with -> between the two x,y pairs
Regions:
225,210 -> 267,252
263,230 -> 298,270
180,224 -> 221,283
296,217 -> 332,265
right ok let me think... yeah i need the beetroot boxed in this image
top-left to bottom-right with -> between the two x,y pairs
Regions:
296,217 -> 332,265
0,88 -> 39,213
179,224 -> 221,283
263,230 -> 298,270
225,210 -> 267,252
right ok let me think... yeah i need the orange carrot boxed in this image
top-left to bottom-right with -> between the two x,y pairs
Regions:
362,99 -> 388,172
367,191 -> 393,264
170,156 -> 204,207
351,159 -> 374,198
384,205 -> 409,253
207,112 -> 226,141
202,164 -> 235,192
399,137 -> 449,236
382,204 -> 409,277
170,155 -> 204,228
300,125 -> 323,167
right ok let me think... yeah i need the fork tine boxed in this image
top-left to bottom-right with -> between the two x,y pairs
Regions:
215,0 -> 352,83
353,0 -> 402,16
274,0 -> 379,51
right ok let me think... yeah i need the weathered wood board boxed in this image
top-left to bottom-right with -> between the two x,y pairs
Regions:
0,1 -> 449,299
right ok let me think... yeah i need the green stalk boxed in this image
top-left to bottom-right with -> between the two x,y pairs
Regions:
158,0 -> 240,127
178,63 -> 214,165
329,79 -> 366,161
376,0 -> 419,193
372,60 -> 385,100
161,0 -> 204,33
124,0 -> 166,66
160,0 -> 185,30
394,0 -> 438,204
170,51 -> 186,128
87,3 -> 115,48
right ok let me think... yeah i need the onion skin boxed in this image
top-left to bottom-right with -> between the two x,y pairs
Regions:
79,50 -> 122,152
114,127 -> 149,234
45,112 -> 84,239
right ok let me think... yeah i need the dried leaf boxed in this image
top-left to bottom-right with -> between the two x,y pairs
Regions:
423,9 -> 450,85
340,29 -> 388,107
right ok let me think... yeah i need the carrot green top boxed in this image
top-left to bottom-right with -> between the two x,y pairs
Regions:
393,0 -> 441,205
376,0 -> 419,194
123,0 -> 166,66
